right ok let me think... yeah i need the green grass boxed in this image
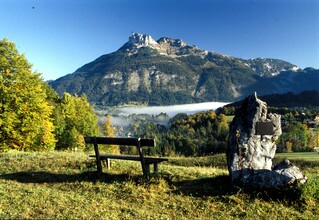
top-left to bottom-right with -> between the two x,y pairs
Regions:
0,151 -> 318,219
275,152 -> 319,161
167,154 -> 227,169
274,152 -> 319,168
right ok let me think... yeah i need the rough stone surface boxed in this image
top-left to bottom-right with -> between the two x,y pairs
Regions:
129,33 -> 158,48
227,93 -> 307,190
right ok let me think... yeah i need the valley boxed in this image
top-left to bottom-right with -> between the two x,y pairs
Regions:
95,101 -> 229,129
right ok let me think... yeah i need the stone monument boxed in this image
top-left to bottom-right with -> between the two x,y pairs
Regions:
227,93 -> 307,190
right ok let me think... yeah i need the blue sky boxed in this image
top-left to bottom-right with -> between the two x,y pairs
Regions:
1,0 -> 318,80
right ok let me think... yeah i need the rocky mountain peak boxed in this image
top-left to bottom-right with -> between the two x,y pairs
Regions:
157,37 -> 187,48
128,33 -> 158,48
122,33 -> 198,57
244,58 -> 301,77
155,37 -> 194,56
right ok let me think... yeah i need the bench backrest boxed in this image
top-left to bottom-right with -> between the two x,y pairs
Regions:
84,136 -> 155,147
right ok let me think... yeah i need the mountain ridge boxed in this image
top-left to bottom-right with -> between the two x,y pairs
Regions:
49,33 -> 318,106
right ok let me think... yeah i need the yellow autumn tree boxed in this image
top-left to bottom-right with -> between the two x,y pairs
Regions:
0,38 -> 56,151
54,93 -> 99,151
102,114 -> 120,153
102,114 -> 115,137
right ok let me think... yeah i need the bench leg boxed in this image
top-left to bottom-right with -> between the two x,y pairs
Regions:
93,140 -> 102,177
106,158 -> 111,169
145,164 -> 150,176
96,158 -> 102,176
154,163 -> 159,174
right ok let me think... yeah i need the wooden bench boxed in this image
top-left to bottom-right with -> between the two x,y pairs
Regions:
85,136 -> 168,177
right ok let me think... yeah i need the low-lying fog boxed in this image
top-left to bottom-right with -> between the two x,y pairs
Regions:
117,102 -> 229,117
97,102 -> 229,130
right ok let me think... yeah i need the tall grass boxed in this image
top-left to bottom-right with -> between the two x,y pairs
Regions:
0,151 -> 318,219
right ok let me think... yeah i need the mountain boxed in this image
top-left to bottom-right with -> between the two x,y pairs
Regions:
222,90 -> 319,109
49,33 -> 319,106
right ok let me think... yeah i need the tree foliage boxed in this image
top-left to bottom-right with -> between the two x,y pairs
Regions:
278,121 -> 315,152
131,110 -> 229,157
53,93 -> 99,151
0,38 -> 56,151
101,114 -> 120,153
102,115 -> 115,137
0,38 -> 100,152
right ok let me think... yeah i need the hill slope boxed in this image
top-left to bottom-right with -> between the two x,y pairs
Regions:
50,33 -> 318,105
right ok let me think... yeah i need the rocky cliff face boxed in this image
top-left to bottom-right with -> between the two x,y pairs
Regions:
49,33 -> 319,106
122,33 -> 205,58
127,33 -> 159,48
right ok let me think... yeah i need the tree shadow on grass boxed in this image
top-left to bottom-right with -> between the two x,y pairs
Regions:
168,174 -> 239,197
168,174 -> 304,204
0,171 -> 140,184
0,171 -> 304,203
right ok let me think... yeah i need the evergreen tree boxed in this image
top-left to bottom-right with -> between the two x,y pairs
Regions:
0,38 -> 56,151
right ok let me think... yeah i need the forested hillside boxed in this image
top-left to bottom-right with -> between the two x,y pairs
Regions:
120,105 -> 318,157
127,111 -> 229,156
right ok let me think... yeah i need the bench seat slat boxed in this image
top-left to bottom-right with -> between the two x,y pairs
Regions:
89,154 -> 168,164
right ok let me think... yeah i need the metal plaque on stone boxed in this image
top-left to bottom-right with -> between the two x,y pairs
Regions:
255,122 -> 274,135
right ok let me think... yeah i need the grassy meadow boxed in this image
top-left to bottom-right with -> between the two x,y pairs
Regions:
0,151 -> 318,219
275,152 -> 319,162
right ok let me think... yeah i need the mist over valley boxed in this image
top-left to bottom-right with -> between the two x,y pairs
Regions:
95,101 -> 229,134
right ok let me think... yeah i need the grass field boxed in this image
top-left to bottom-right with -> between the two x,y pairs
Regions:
0,151 -> 318,219
275,152 -> 319,161
274,152 -> 319,169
